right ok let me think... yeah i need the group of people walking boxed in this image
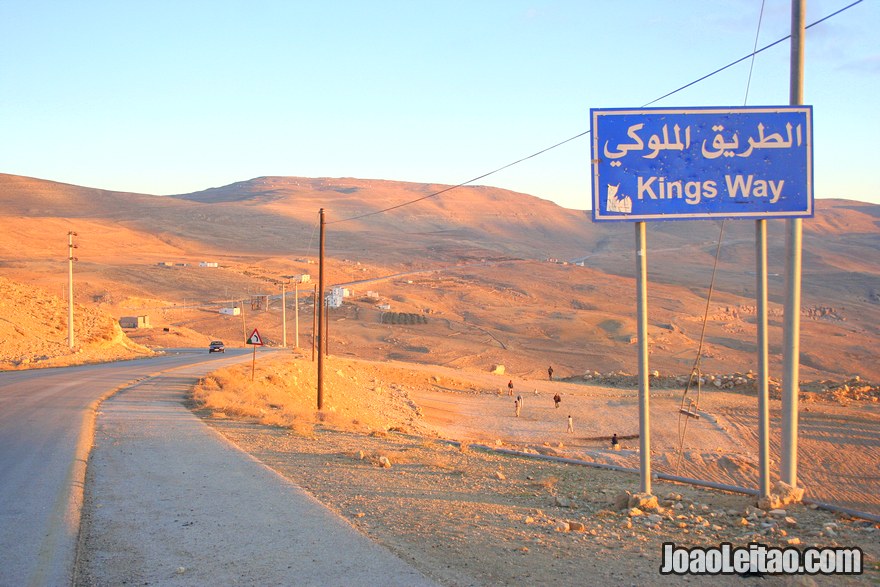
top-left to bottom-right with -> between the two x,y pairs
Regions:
506,368 -> 619,446
507,368 -> 573,433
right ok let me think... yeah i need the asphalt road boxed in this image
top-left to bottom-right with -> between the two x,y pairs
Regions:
0,349 -> 258,587
1,349 -> 437,587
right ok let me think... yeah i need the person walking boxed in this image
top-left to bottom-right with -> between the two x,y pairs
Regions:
507,380 -> 514,396
611,433 -> 619,449
567,414 -> 574,434
553,393 -> 561,409
514,399 -> 521,417
516,394 -> 523,410
548,366 -> 554,381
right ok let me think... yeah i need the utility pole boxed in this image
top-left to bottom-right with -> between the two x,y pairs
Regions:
281,275 -> 306,350
317,209 -> 326,410
240,299 -> 247,343
781,0 -> 806,490
311,284 -> 317,361
281,281 -> 287,348
294,280 -> 300,348
67,231 -> 77,349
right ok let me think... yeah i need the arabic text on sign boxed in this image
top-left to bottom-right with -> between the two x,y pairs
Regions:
603,121 -> 804,161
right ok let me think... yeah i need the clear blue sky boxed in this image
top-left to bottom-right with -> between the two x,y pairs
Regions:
1,1 -> 877,210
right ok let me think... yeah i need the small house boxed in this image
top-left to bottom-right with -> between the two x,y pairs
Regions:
119,315 -> 150,329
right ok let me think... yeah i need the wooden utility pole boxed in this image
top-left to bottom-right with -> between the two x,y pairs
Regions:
67,231 -> 77,349
294,281 -> 300,348
317,209 -> 326,410
240,300 -> 247,343
281,281 -> 287,348
311,284 -> 317,361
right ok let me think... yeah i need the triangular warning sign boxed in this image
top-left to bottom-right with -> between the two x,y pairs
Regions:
247,328 -> 263,346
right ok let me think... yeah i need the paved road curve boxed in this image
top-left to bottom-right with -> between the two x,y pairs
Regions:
0,349 -> 256,587
76,359 -> 438,586
2,349 -> 438,587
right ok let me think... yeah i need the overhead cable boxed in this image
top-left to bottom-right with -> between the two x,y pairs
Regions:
329,0 -> 863,226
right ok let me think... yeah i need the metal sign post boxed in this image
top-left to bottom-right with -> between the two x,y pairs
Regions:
591,104 -> 813,498
246,328 -> 263,381
781,0 -> 807,491
756,219 -> 771,498
635,222 -> 651,494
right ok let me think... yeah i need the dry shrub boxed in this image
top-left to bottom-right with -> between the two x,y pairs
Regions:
191,354 -> 425,434
191,359 -> 316,426
200,376 -> 220,390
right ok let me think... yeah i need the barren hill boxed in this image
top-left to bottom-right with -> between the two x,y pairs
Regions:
0,172 -> 877,382
172,176 -> 599,261
0,276 -> 152,369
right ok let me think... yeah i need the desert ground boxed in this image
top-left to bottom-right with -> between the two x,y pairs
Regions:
189,352 -> 879,585
1,173 -> 878,583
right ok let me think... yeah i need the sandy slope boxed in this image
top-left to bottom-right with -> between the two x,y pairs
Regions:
2,174 -> 879,386
194,353 -> 879,585
0,276 -> 153,369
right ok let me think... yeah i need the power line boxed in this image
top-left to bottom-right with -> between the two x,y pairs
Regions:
743,0 -> 769,106
644,0 -> 862,107
328,1 -> 863,226
676,0 -> 771,478
326,131 -> 588,224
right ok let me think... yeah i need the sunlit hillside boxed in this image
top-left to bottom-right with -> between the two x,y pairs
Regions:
0,276 -> 153,369
0,173 -> 877,381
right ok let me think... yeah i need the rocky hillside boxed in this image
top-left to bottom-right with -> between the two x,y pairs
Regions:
0,276 -> 153,370
0,173 -> 877,382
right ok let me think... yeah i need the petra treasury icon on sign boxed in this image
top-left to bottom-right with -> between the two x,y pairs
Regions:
605,183 -> 632,213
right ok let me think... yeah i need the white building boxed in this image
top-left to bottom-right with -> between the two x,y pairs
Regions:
327,286 -> 345,309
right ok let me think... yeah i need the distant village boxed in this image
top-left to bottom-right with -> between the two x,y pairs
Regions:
118,268 -> 404,331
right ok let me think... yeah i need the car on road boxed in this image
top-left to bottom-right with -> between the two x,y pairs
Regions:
208,340 -> 225,353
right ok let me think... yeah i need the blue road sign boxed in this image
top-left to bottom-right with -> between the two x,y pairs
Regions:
590,106 -> 813,222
